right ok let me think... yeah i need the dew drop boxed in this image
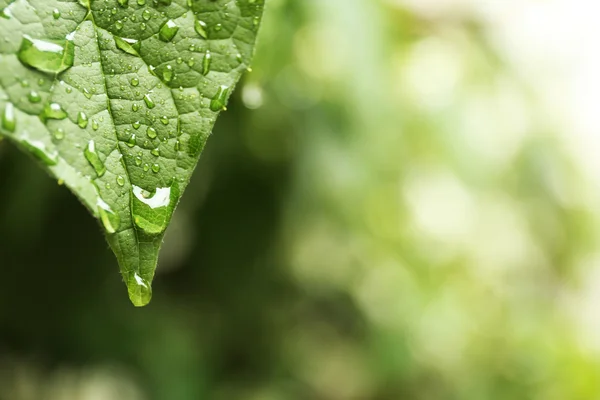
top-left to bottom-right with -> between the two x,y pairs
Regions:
146,126 -> 157,139
210,85 -> 229,112
17,35 -> 74,74
84,140 -> 106,177
53,128 -> 65,140
127,133 -> 136,147
97,197 -> 121,234
2,103 -> 16,132
159,19 -> 179,42
131,183 -> 179,234
143,93 -> 155,109
21,137 -> 58,166
77,111 -> 89,129
162,65 -> 173,83
127,273 -> 152,307
114,36 -> 140,56
194,19 -> 208,38
43,103 -> 67,120
202,50 -> 211,75
28,91 -> 41,103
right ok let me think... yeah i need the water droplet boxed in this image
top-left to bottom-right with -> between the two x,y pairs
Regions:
21,138 -> 58,166
118,0 -> 129,7
28,91 -> 41,103
142,9 -> 151,21
159,19 -> 179,42
84,140 -> 106,177
160,115 -> 169,125
151,147 -> 160,156
131,77 -> 139,86
127,133 -> 136,147
52,9 -> 61,20
116,175 -> 125,186
151,163 -> 160,173
131,183 -> 179,234
143,93 -> 155,109
43,103 -> 67,120
210,85 -> 229,112
97,197 -> 121,234
202,50 -> 211,75
194,19 -> 208,38
162,65 -> 173,83
2,103 -> 16,132
127,273 -> 152,307
92,119 -> 99,130
53,128 -> 65,140
17,35 -> 74,74
132,120 -> 141,129
114,36 -> 140,56
146,126 -> 157,139
77,111 -> 88,129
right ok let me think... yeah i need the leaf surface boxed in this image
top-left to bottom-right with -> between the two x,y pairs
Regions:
0,0 -> 264,306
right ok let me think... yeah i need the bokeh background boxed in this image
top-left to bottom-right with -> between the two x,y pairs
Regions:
3,0 -> 600,398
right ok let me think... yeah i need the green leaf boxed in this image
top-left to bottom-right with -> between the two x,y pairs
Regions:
0,0 -> 265,306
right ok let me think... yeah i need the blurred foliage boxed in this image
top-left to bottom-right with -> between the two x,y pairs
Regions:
2,0 -> 600,399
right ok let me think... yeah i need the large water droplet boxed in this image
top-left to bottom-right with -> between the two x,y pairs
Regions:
159,19 -> 179,42
84,140 -> 107,177
146,126 -> 157,138
97,197 -> 120,233
162,65 -> 173,83
17,35 -> 74,74
194,19 -> 208,38
114,37 -> 140,56
77,111 -> 88,128
210,85 -> 229,112
131,183 -> 179,234
43,102 -> 68,120
21,137 -> 58,166
127,273 -> 152,307
202,50 -> 211,75
143,93 -> 155,109
28,91 -> 41,103
2,103 -> 16,132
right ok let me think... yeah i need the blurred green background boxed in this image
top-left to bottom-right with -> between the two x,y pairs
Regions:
3,0 -> 600,399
